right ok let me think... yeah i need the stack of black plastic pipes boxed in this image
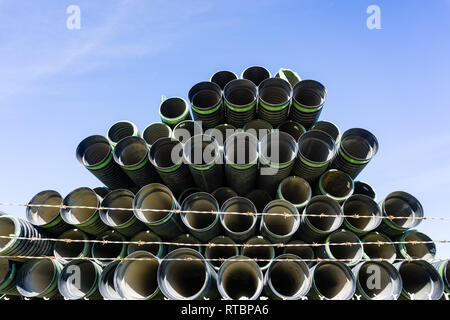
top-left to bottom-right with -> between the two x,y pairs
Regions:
0,66 -> 447,301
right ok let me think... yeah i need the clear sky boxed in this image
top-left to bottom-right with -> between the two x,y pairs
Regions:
0,0 -> 449,257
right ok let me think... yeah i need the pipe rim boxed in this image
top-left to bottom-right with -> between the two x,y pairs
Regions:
361,232 -> 396,263
241,236 -> 275,271
265,253 -> 312,300
311,261 -> 356,300
0,215 -> 21,255
183,134 -> 221,168
277,176 -> 312,209
16,258 -> 60,298
205,236 -> 239,271
240,66 -> 271,86
283,240 -> 315,266
26,190 -> 62,227
343,194 -> 382,233
324,229 -> 364,266
128,230 -> 163,257
220,197 -> 258,236
340,128 -> 379,162
99,189 -> 136,228
148,137 -> 184,171
311,121 -> 341,144
292,79 -> 327,110
259,131 -> 298,167
172,120 -> 203,143
107,121 -> 139,146
297,130 -> 337,165
398,230 -> 436,260
141,122 -> 172,147
180,192 -> 220,232
113,136 -> 149,169
99,260 -> 121,300
58,259 -> 102,300
381,191 -> 424,230
60,187 -> 100,225
318,169 -> 354,202
159,97 -> 190,124
76,135 -> 112,168
188,81 -> 222,110
258,77 -> 293,107
168,234 -> 202,252
223,79 -> 258,109
261,200 -> 300,239
211,187 -> 238,207
210,70 -> 238,90
54,228 -> 90,262
277,120 -> 306,141
91,231 -> 127,267
224,132 -> 259,167
303,195 -> 344,234
353,180 -> 377,200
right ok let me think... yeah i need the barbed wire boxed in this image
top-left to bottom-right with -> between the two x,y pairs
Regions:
0,234 -> 448,248
1,201 -> 450,221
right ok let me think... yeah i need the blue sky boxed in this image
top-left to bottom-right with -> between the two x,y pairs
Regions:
0,0 -> 449,256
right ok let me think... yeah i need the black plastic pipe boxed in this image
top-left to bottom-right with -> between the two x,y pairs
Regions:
159,97 -> 192,128
243,119 -> 272,141
343,194 -> 382,235
245,189 -> 272,213
211,187 -> 238,208
172,120 -> 203,144
141,122 -> 172,147
353,181 -> 377,200
290,80 -> 327,130
210,70 -> 238,90
223,79 -> 257,128
107,120 -> 138,147
188,81 -> 224,129
316,169 -> 354,203
311,121 -> 341,144
257,77 -> 293,127
241,66 -> 271,86
277,120 -> 306,142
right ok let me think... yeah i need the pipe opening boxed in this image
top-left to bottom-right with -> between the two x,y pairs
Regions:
142,123 -> 171,146
150,138 -> 183,169
404,232 -> 435,259
225,133 -> 258,165
246,190 -> 272,213
242,237 -> 274,269
62,188 -> 98,224
183,197 -> 217,230
116,253 -> 159,299
264,208 -> 296,236
354,181 -> 376,199
243,119 -> 272,141
340,129 -> 378,161
212,188 -> 238,208
279,177 -> 310,206
383,192 -> 423,229
211,71 -> 237,90
168,234 -> 200,252
362,233 -> 396,261
242,66 -> 270,86
55,229 -> 87,259
206,124 -> 236,148
99,261 -> 121,300
399,262 -> 441,299
278,121 -> 305,142
205,237 -> 238,270
260,132 -> 297,165
311,121 -> 340,142
192,90 -> 221,109
135,187 -> 174,223
27,191 -> 62,225
284,241 -> 315,261
326,231 -> 362,262
173,121 -> 202,144
128,231 -> 161,255
293,80 -> 326,108
92,233 -> 125,264
18,259 -> 56,297
224,79 -> 257,106
0,217 -> 17,250
114,137 -> 148,167
320,170 -> 353,198
298,131 -> 335,163
101,190 -> 134,226
268,258 -> 307,297
166,257 -> 207,298
313,263 -> 353,299
305,199 -> 342,232
259,78 -> 292,105
160,97 -> 188,119
108,122 -> 136,145
358,262 -> 399,299
221,261 -> 260,299
77,136 -> 111,167
222,199 -> 256,233
60,261 -> 98,299
344,196 -> 380,231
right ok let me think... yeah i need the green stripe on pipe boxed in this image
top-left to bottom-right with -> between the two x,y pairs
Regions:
160,112 -> 189,125
0,264 -> 15,291
259,100 -> 290,112
297,154 -> 329,168
155,162 -> 183,173
339,148 -> 370,165
229,162 -> 257,170
225,100 -> 256,112
191,102 -> 222,115
190,162 -> 216,171
88,152 -> 113,171
292,100 -> 322,113
122,156 -> 149,171
42,215 -> 64,229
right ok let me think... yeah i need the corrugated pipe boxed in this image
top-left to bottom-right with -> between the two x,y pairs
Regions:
113,136 -> 160,189
277,176 -> 311,211
377,191 -> 424,237
26,190 -> 71,235
257,77 -> 293,127
258,131 -> 298,196
277,120 -> 306,142
177,187 -> 201,204
396,230 -> 436,260
159,97 -> 191,128
297,195 -> 344,242
311,121 -> 341,145
98,260 -> 121,300
316,229 -> 364,267
243,118 -> 272,141
217,255 -> 263,300
224,132 -> 258,195
395,260 -> 444,300
58,259 -> 103,300
290,80 -> 327,130
224,79 -> 257,128
158,248 -> 217,300
330,128 -> 379,179
106,120 -> 138,147
76,135 -> 135,191
352,261 -> 402,300
183,135 -> 224,193
114,251 -> 162,300
127,230 -> 165,258
149,137 -> 195,198
241,236 -> 275,271
316,169 -> 354,203
211,187 -> 238,208
241,66 -> 271,86
220,197 -> 258,243
353,181 -> 377,200
210,70 -> 238,90
141,122 -> 172,147
361,232 -> 397,264
188,81 -> 224,129
343,194 -> 382,235
260,200 -> 300,244
54,229 -> 91,264
91,230 -> 127,267
293,130 -> 337,183
433,259 -> 450,295
283,240 -> 315,268
245,189 -> 272,213
16,258 -> 62,299
168,234 -> 202,253
0,259 -> 20,296
205,123 -> 236,150
172,120 -> 203,144
264,254 -> 312,300
180,192 -> 222,242
60,187 -> 110,236
274,68 -> 301,87
308,261 -> 356,300
99,189 -> 146,237
133,183 -> 185,239
0,215 -> 53,260
204,236 -> 239,271
93,187 -> 110,198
